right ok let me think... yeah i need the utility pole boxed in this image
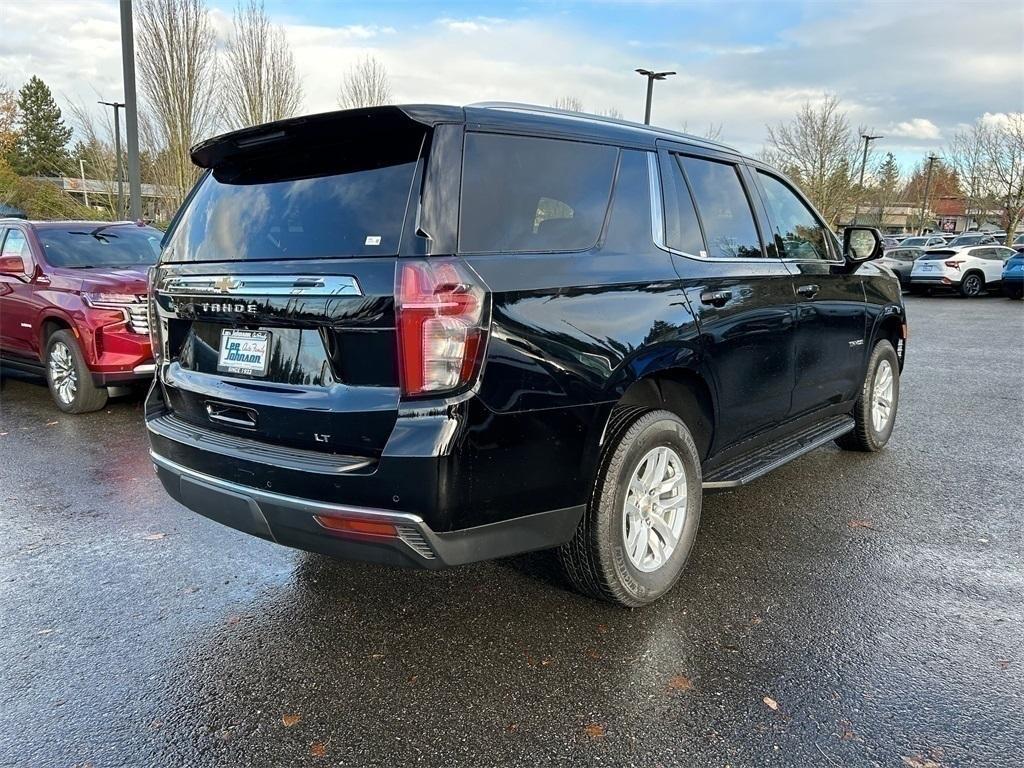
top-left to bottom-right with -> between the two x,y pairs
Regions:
99,100 -> 125,217
120,0 -> 142,221
79,159 -> 89,207
635,68 -> 675,125
918,154 -> 939,235
853,133 -> 882,225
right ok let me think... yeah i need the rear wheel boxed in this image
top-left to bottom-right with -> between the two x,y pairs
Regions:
559,409 -> 702,607
959,272 -> 983,297
1005,285 -> 1023,300
45,330 -> 108,414
836,340 -> 899,452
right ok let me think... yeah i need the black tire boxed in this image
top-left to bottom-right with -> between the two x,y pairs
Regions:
959,272 -> 984,298
1005,286 -> 1023,300
559,408 -> 702,608
44,330 -> 108,414
836,340 -> 900,452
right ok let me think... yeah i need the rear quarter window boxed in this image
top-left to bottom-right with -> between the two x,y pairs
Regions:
459,133 -> 617,254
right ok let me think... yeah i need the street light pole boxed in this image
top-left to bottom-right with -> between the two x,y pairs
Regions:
635,68 -> 676,125
79,159 -> 89,207
853,133 -> 882,225
120,0 -> 142,221
98,100 -> 125,217
918,154 -> 939,235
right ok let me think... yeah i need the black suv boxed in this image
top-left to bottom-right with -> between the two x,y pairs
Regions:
146,104 -> 906,607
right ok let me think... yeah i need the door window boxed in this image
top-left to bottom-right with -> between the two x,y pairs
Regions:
680,156 -> 762,259
756,171 -> 833,261
1,229 -> 28,272
659,153 -> 706,256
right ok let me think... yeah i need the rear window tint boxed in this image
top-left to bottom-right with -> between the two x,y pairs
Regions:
162,146 -> 420,262
459,133 -> 617,254
682,156 -> 762,259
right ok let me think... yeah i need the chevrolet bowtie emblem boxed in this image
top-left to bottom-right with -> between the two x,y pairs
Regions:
213,276 -> 239,293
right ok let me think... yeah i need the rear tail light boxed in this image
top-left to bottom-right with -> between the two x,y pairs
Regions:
314,515 -> 397,538
396,259 -> 489,397
944,259 -> 964,269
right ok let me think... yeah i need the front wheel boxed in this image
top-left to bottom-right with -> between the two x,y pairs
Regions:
959,273 -> 984,297
836,340 -> 900,452
45,330 -> 108,414
559,409 -> 702,607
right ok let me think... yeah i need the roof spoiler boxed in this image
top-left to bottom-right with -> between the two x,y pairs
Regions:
190,105 -> 464,169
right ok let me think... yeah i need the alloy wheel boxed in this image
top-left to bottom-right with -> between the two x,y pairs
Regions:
622,446 -> 688,573
49,342 -> 78,405
963,275 -> 982,296
871,359 -> 894,433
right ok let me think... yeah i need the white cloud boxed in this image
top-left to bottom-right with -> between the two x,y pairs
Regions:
888,118 -> 942,141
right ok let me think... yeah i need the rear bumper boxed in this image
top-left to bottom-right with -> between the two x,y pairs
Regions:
151,450 -> 583,569
92,362 -> 155,385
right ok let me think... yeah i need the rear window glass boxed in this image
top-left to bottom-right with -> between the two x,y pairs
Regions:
919,250 -> 954,260
37,225 -> 162,268
163,148 -> 419,262
459,133 -> 617,254
682,156 -> 762,259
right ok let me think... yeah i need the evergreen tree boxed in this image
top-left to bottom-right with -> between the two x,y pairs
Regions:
9,76 -> 73,177
877,153 -> 900,194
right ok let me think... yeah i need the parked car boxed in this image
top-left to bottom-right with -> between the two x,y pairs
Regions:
946,232 -> 997,248
0,220 -> 160,412
145,104 -> 906,607
876,246 -> 923,289
899,235 -> 947,248
1012,233 -> 1024,246
882,236 -> 901,251
910,244 -> 1017,297
1002,249 -> 1024,299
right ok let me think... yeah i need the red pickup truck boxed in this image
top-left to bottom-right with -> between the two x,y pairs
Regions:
0,219 -> 162,413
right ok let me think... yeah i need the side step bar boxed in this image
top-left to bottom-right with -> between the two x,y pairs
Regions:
702,415 -> 855,490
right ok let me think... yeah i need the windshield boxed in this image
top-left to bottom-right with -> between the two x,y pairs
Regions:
37,225 -> 162,268
901,237 -> 929,246
948,234 -> 984,246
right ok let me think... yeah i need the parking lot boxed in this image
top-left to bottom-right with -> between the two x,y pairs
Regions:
1,294 -> 1021,768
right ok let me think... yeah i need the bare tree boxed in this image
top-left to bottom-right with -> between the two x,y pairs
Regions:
224,0 -> 303,129
597,106 -> 623,119
763,95 -> 862,227
68,98 -> 121,213
681,121 -> 725,141
945,121 -> 994,231
978,114 -> 1024,243
137,0 -> 219,207
337,56 -> 392,109
552,96 -> 585,113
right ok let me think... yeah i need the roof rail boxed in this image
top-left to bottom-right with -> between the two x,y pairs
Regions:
466,101 -> 738,153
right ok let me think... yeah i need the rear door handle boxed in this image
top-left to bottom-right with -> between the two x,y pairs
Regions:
797,284 -> 820,298
699,290 -> 733,307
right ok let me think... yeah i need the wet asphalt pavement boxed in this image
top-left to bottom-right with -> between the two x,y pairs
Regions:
1,295 -> 1022,768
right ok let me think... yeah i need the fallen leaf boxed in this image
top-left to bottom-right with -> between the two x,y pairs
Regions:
36,628 -> 56,635
997,659 -> 1011,670
540,656 -> 554,667
902,757 -> 942,768
226,615 -> 241,626
585,649 -> 601,660
763,696 -> 779,711
666,675 -> 694,692
506,723 -> 518,732
281,714 -> 301,727
310,742 -> 327,758
583,722 -> 606,740
596,623 -> 608,634
407,675 -> 418,685
183,585 -> 200,594
45,421 -> 58,426
142,533 -> 167,541
751,615 -> 763,625
849,519 -> 877,530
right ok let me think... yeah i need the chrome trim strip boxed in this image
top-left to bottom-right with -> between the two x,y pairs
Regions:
157,275 -> 362,297
647,152 -> 665,253
149,450 -> 425,525
133,363 -> 156,374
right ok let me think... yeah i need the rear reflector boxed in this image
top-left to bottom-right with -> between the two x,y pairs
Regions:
313,515 -> 397,537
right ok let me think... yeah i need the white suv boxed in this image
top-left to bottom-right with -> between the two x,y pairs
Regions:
910,245 -> 1017,297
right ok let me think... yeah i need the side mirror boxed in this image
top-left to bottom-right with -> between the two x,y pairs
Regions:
0,255 -> 26,275
843,227 -> 882,263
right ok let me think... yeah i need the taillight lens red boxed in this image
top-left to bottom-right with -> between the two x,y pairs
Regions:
395,259 -> 488,397
944,259 -> 964,269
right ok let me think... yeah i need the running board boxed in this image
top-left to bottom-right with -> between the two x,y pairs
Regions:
702,415 -> 855,490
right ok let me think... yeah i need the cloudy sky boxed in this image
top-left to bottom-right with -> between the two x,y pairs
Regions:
1,0 -> 1021,171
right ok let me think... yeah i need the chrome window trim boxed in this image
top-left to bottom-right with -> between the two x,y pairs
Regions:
157,274 -> 363,297
646,152 -> 780,264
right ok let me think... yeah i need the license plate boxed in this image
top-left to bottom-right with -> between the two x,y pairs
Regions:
217,330 -> 270,376
921,264 -> 934,270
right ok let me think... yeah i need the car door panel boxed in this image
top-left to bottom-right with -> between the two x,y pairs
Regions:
656,146 -> 797,452
750,169 -> 867,416
0,228 -> 38,357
